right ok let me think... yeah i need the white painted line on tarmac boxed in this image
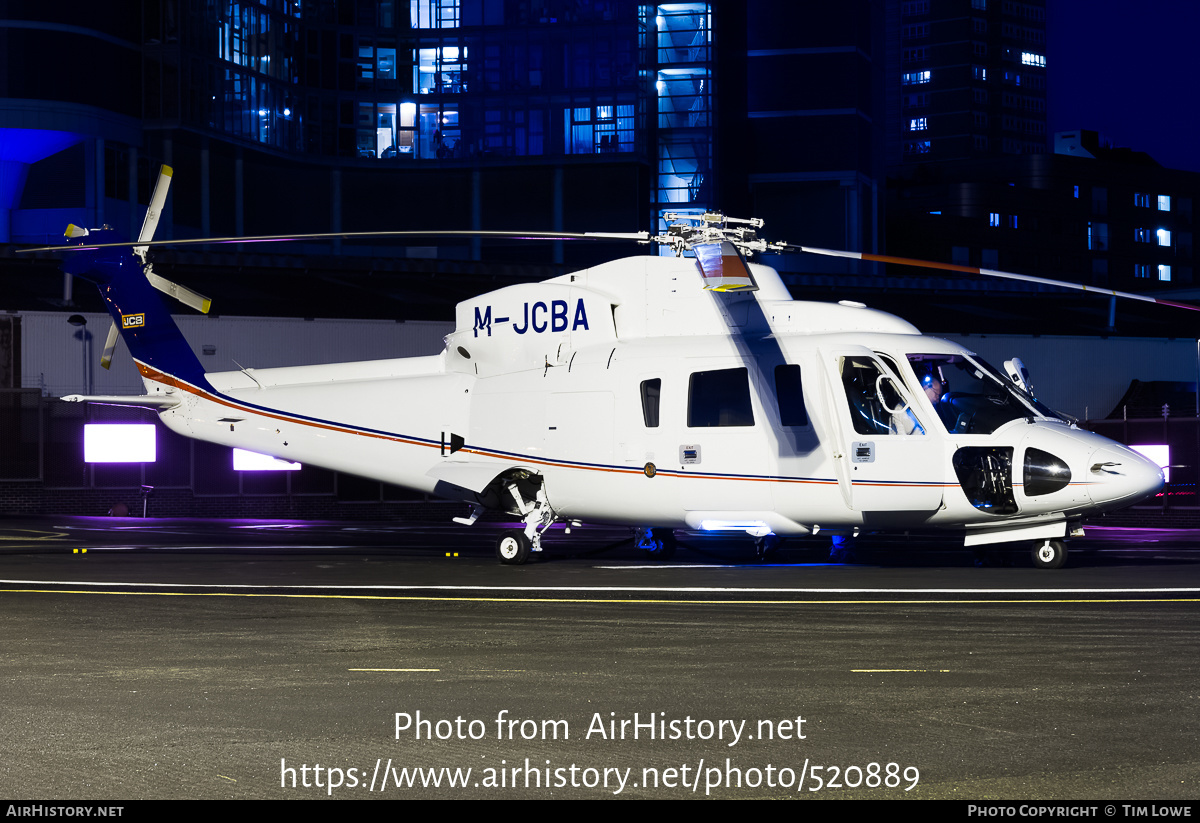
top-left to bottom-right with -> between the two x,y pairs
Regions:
1,578 -> 1198,595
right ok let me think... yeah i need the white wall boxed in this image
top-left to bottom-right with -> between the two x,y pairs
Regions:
15,310 -> 454,397
935,333 -> 1198,420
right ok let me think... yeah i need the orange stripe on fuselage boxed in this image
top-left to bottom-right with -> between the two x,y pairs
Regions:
134,362 -> 944,488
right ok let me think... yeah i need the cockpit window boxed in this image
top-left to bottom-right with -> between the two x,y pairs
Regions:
908,353 -> 1066,434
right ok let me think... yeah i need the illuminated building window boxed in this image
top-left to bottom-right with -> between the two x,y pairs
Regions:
1008,215 -> 1018,229
902,70 -> 931,85
1158,195 -> 1172,211
989,212 -> 1000,227
1134,264 -> 1152,278
1020,52 -> 1046,67
972,65 -> 987,81
1087,222 -> 1108,251
1157,228 -> 1172,247
657,68 -> 710,129
909,117 -> 927,131
1134,192 -> 1152,207
904,140 -> 931,154
417,104 -> 459,158
566,104 -> 635,154
1158,265 -> 1172,282
411,0 -> 459,28
416,46 -> 468,94
657,4 -> 712,64
1135,227 -> 1153,243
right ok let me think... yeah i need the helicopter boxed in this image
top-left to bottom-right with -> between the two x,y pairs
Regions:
19,167 -> 1174,569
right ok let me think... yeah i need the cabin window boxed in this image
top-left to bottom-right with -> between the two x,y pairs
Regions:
841,357 -> 923,435
640,378 -> 661,427
688,368 -> 754,427
773,364 -> 808,427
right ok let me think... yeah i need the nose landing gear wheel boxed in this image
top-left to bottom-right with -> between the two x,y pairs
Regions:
496,530 -> 532,565
754,534 -> 783,561
1031,539 -> 1067,569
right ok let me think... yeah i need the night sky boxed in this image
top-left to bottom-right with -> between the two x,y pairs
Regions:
1048,0 -> 1200,173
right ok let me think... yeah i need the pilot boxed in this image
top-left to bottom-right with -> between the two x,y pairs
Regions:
922,372 -> 944,403
921,369 -> 958,431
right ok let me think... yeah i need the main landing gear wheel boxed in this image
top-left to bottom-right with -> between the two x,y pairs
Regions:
636,527 -> 676,560
1031,539 -> 1067,569
496,530 -> 532,565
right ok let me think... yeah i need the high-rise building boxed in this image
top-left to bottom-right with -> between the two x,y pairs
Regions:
4,1 -> 892,288
888,0 -> 1047,166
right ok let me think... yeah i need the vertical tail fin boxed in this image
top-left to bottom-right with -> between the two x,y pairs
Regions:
62,230 -> 209,390
60,166 -> 212,390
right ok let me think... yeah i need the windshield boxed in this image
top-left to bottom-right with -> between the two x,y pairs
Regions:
907,353 -> 1067,434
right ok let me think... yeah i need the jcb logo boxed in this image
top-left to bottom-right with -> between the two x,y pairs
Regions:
122,313 -> 145,329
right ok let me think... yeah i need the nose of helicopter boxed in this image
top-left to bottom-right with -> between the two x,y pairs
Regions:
1086,444 -> 1164,509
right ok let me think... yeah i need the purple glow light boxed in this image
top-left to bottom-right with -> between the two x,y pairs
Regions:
233,448 -> 301,471
84,424 -> 157,463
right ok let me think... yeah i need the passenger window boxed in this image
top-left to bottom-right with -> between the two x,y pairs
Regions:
688,368 -> 754,427
640,378 -> 661,427
774,364 -> 808,426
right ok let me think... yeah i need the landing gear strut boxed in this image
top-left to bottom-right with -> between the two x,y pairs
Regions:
1031,538 -> 1067,569
494,473 -> 555,565
754,534 -> 783,561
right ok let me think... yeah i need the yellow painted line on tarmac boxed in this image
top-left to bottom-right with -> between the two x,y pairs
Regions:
350,668 -> 440,672
0,530 -> 69,541
1,588 -> 1199,605
852,669 -> 951,673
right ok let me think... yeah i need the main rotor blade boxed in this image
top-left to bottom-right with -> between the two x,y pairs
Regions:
18,229 -> 651,254
134,165 -> 173,255
791,245 -> 1200,313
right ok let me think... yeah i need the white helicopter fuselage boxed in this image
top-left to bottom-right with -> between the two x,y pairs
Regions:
134,255 -> 1161,551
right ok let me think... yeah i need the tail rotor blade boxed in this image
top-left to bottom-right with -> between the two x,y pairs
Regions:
145,269 -> 212,314
100,321 -> 120,370
134,165 -> 173,256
